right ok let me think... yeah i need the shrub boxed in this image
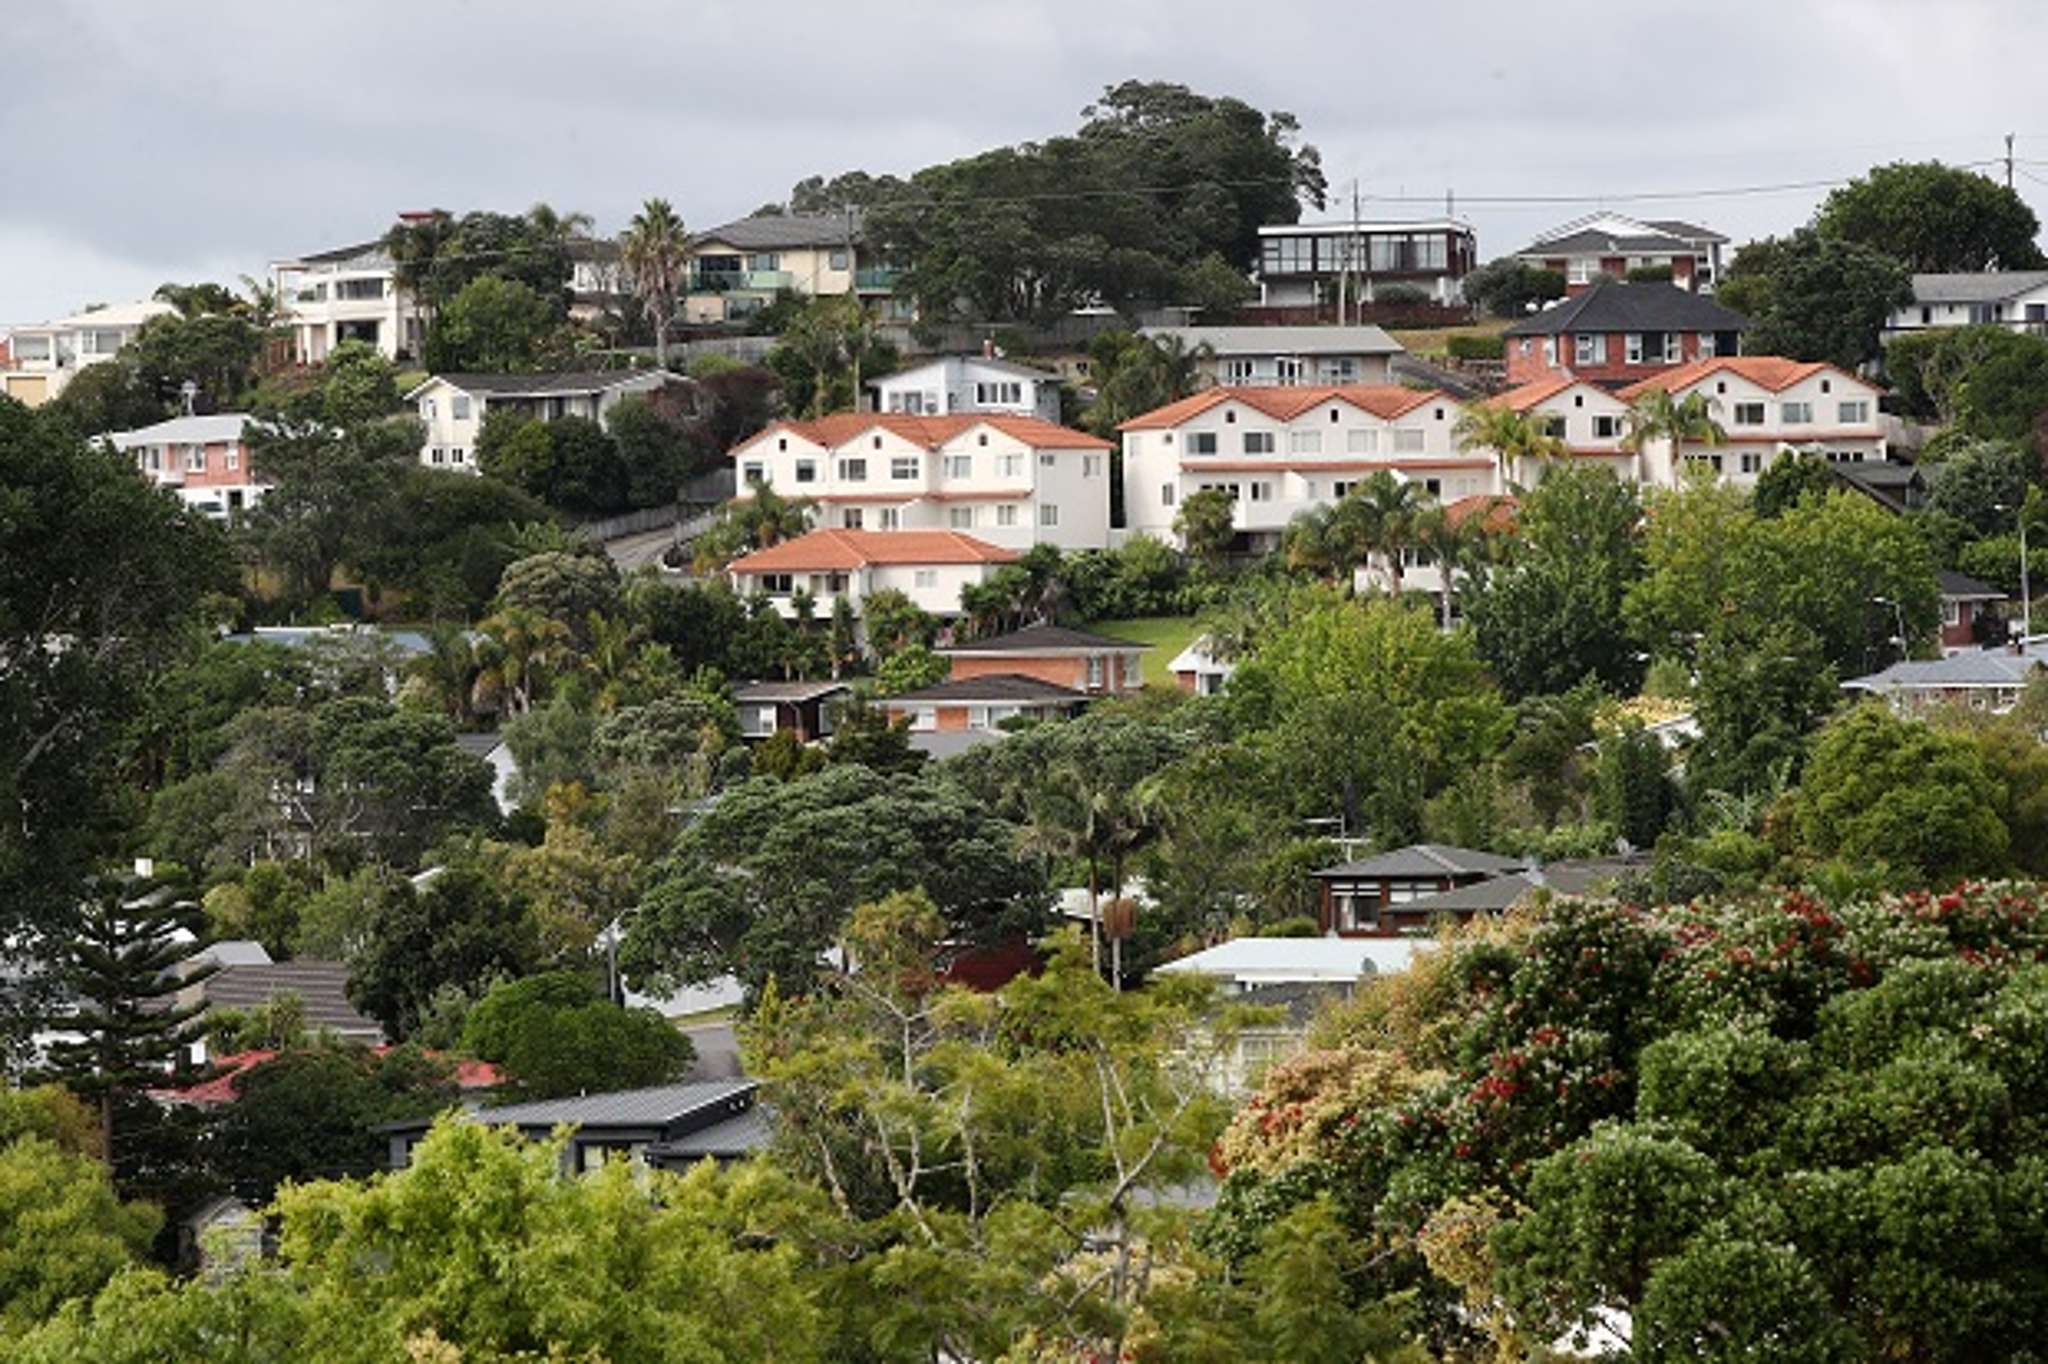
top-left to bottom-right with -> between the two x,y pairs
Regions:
1445,333 -> 1505,361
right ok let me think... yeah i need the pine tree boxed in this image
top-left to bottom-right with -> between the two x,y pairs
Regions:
39,871 -> 215,1168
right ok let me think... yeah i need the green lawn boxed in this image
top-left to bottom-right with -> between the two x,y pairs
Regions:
1090,615 -> 1203,687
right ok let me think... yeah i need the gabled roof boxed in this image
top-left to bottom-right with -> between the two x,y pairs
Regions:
1119,384 -> 1443,431
1937,570 -> 2006,602
883,673 -> 1089,705
744,412 -> 1109,453
1397,858 -> 1638,914
1517,213 -> 1726,256
404,371 -> 665,400
1443,494 -> 1517,532
182,962 -> 383,1040
691,213 -> 861,252
726,529 -> 1018,574
734,679 -> 855,703
31,299 -> 176,332
1615,355 -> 1849,399
1139,325 -> 1404,358
1503,282 -> 1749,338
1314,843 -> 1526,880
103,413 -> 254,447
1909,271 -> 2048,304
466,1080 -> 756,1130
1845,653 -> 2040,693
941,623 -> 1147,656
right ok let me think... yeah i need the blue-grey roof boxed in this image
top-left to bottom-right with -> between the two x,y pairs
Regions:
1845,654 -> 2040,692
1315,843 -> 1526,880
220,626 -> 437,657
645,1103 -> 775,1163
470,1080 -> 755,1129
1909,271 -> 2048,304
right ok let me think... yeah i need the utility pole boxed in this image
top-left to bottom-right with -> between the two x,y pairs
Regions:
2008,133 -> 2017,191
1349,178 -> 1363,326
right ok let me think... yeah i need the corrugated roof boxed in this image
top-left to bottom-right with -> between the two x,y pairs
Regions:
1937,570 -> 2004,601
103,413 -> 254,448
409,371 -> 665,399
1845,654 -> 2040,692
1315,843 -> 1526,879
471,1080 -> 756,1129
883,673 -> 1089,704
1139,325 -> 1404,357
1909,271 -> 2048,304
1155,936 -> 1434,980
1120,384 -> 1443,431
726,528 -> 1018,574
734,679 -> 854,702
744,412 -> 1109,453
1503,282 -> 1749,337
942,623 -> 1147,655
646,1103 -> 776,1162
188,963 -> 382,1039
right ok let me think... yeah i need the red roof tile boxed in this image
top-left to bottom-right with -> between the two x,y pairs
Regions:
149,1048 -> 502,1107
1488,376 -> 1581,411
742,412 -> 1109,453
726,528 -> 1020,574
1444,494 -> 1518,532
1616,355 -> 1850,400
1119,384 -> 1443,430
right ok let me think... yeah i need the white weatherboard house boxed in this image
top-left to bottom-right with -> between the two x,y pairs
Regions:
2,299 -> 175,406
872,354 -> 1063,422
730,413 -> 1115,552
404,371 -> 672,470
1886,271 -> 2048,337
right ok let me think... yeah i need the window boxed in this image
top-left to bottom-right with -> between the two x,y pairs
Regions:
1424,477 -> 1442,497
1685,453 -> 1726,474
1322,358 -> 1358,383
1248,481 -> 1273,502
1087,656 -> 1106,689
741,460 -> 766,484
449,448 -> 467,465
12,334 -> 51,362
1393,429 -> 1424,453
996,504 -> 1019,527
1333,481 -> 1355,498
1243,431 -> 1275,454
1838,400 -> 1870,423
430,448 -> 446,466
1740,452 -> 1764,474
1592,415 -> 1621,439
890,456 -> 919,480
842,508 -> 864,528
1347,429 -> 1377,454
838,457 -> 867,481
1625,333 -> 1644,364
909,707 -> 936,732
1567,258 -> 1600,285
877,507 -> 901,529
335,278 -> 385,300
914,569 -> 938,588
1039,503 -> 1060,527
1542,338 -> 1557,366
795,459 -> 817,483
1082,454 -> 1102,477
421,398 -> 437,420
1275,357 -> 1304,386
143,447 -> 161,472
1732,402 -> 1766,426
452,395 -> 471,421
184,445 -> 206,472
1161,483 -> 1176,506
1541,415 -> 1567,439
761,572 -> 794,593
949,506 -> 975,529
1781,401 -> 1812,424
1573,334 -> 1607,365
1698,332 -> 1717,358
1039,453 -> 1056,467
1187,432 -> 1218,455
747,253 -> 780,271
975,381 -> 1024,405
1223,358 -> 1258,384
1820,378 -> 1832,394
829,248 -> 849,270
226,448 -> 240,471
944,455 -> 973,478
999,453 -> 1024,477
1224,410 -> 1236,424
1259,235 -> 1314,274
1289,430 -> 1322,454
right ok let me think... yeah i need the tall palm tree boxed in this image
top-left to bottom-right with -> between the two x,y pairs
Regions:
383,211 -> 455,363
1409,504 -> 1475,629
526,202 -> 595,245
1621,388 -> 1728,475
1281,503 -> 1347,581
1335,471 -> 1426,596
474,606 -> 571,718
1453,404 -> 1568,489
620,198 -> 690,369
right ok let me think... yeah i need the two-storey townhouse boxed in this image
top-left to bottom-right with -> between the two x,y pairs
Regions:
1509,213 -> 1728,295
1254,220 -> 1477,308
724,528 -> 1018,621
1884,271 -> 2048,339
1139,325 -> 1404,387
1617,356 -> 1887,488
272,240 -> 417,364
1117,385 -> 1488,555
2,300 -> 175,406
730,413 -> 1114,552
938,623 -> 1147,696
404,371 -> 673,470
872,353 -> 1063,422
104,413 -> 268,519
683,213 -> 906,325
1502,282 -> 1749,386
1484,376 -> 1638,485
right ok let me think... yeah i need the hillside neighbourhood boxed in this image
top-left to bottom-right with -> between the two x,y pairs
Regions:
10,77 -> 2048,1361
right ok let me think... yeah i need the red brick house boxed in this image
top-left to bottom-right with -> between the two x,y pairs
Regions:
1938,570 -> 2006,651
880,673 -> 1089,734
1510,213 -> 1728,295
1502,282 -> 1748,387
939,623 -> 1146,695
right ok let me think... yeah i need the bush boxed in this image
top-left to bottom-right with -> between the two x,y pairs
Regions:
1626,264 -> 1675,284
1373,284 -> 1430,306
1445,333 -> 1505,362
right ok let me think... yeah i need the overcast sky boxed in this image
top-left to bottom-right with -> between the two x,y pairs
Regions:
4,0 -> 2047,322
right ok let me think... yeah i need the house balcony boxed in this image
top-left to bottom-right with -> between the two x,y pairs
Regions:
855,267 -> 902,292
691,269 -> 795,294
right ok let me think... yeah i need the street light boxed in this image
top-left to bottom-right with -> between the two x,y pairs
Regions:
1995,500 -> 2034,653
1871,595 -> 1908,663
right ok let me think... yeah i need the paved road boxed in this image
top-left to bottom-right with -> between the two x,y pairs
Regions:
606,527 -> 681,572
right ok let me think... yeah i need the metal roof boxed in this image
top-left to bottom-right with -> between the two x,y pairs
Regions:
1845,653 -> 2040,693
644,1103 -> 775,1163
1155,936 -> 1434,981
941,623 -> 1147,655
1909,271 -> 2048,304
103,414 -> 253,448
734,679 -> 854,703
884,673 -> 1090,705
462,1080 -> 756,1130
1138,324 -> 1404,357
1315,843 -> 1527,880
407,371 -> 666,399
1937,570 -> 2005,601
1395,859 -> 1637,914
1503,282 -> 1750,337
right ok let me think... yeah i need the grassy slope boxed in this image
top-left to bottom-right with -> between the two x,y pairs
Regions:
1386,316 -> 1510,357
1090,615 -> 1203,687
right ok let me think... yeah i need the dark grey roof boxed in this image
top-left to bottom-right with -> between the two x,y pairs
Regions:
1644,219 -> 1729,244
1909,271 -> 2048,304
189,963 -> 382,1039
734,679 -> 853,703
1503,282 -> 1749,337
942,623 -> 1148,655
1846,654 -> 2041,692
1938,570 -> 2005,601
1522,229 -> 1702,256
911,730 -> 1005,760
421,371 -> 662,397
886,673 -> 1090,705
1829,460 -> 1925,513
692,213 -> 861,252
475,1080 -> 753,1130
644,1102 -> 775,1163
1315,843 -> 1527,880
453,732 -> 504,759
1396,859 -> 1637,914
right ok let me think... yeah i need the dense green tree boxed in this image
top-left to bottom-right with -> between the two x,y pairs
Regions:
492,549 -> 621,637
606,390 -> 697,508
243,409 -> 422,608
1461,258 -> 1567,319
210,1044 -> 464,1196
690,477 -> 815,569
1714,229 -> 1913,367
823,693 -> 926,773
317,339 -> 403,424
764,294 -> 896,416
426,276 -> 557,373
1687,616 -> 1839,796
346,860 -> 540,1037
38,358 -> 167,434
1885,324 -> 2048,444
0,1136 -> 160,1337
458,972 -> 693,1101
0,404 -> 232,998
1815,160 -> 2045,272
359,467 -> 556,618
1467,466 -> 1644,698
1174,485 -> 1237,568
1925,437 -> 2031,535
1595,720 -> 1677,849
124,309 -> 263,414
624,763 -> 1045,997
1751,449 -> 1841,517
1083,330 -> 1211,435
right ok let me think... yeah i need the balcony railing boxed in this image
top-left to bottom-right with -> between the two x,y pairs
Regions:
855,267 -> 902,291
690,269 -> 794,293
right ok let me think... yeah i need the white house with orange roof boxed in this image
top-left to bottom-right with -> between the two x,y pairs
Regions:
723,528 -> 1019,620
728,413 -> 1113,552
1484,377 -> 1637,485
1115,384 -> 1488,554
1617,357 -> 1886,488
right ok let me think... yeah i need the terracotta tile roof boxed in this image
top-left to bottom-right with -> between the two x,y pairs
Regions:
150,1048 -> 501,1107
1616,355 -> 1845,399
1119,384 -> 1443,430
1488,376 -> 1580,411
744,412 -> 1110,452
1179,458 -> 1493,474
1444,494 -> 1518,532
726,528 -> 1019,574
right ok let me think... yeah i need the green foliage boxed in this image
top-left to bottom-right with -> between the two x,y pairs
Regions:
0,1136 -> 160,1336
242,406 -> 423,608
824,693 -> 927,773
1714,228 -> 1912,367
1444,331 -> 1506,360
210,1044 -> 464,1196
1461,259 -> 1567,319
1083,330 -> 1212,436
492,549 -> 621,634
871,643 -> 948,695
1780,704 -> 2011,881
1884,324 -> 2048,441
1751,450 -> 1840,518
1174,486 -> 1237,568
861,585 -> 938,654
426,274 -> 557,372
1178,251 -> 1256,316
1595,721 -> 1676,849
1926,437 -> 2030,535
345,860 -> 541,1037
764,294 -> 896,417
358,467 -> 556,619
1815,159 -> 2046,272
125,309 -> 264,414
460,972 -> 693,1101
